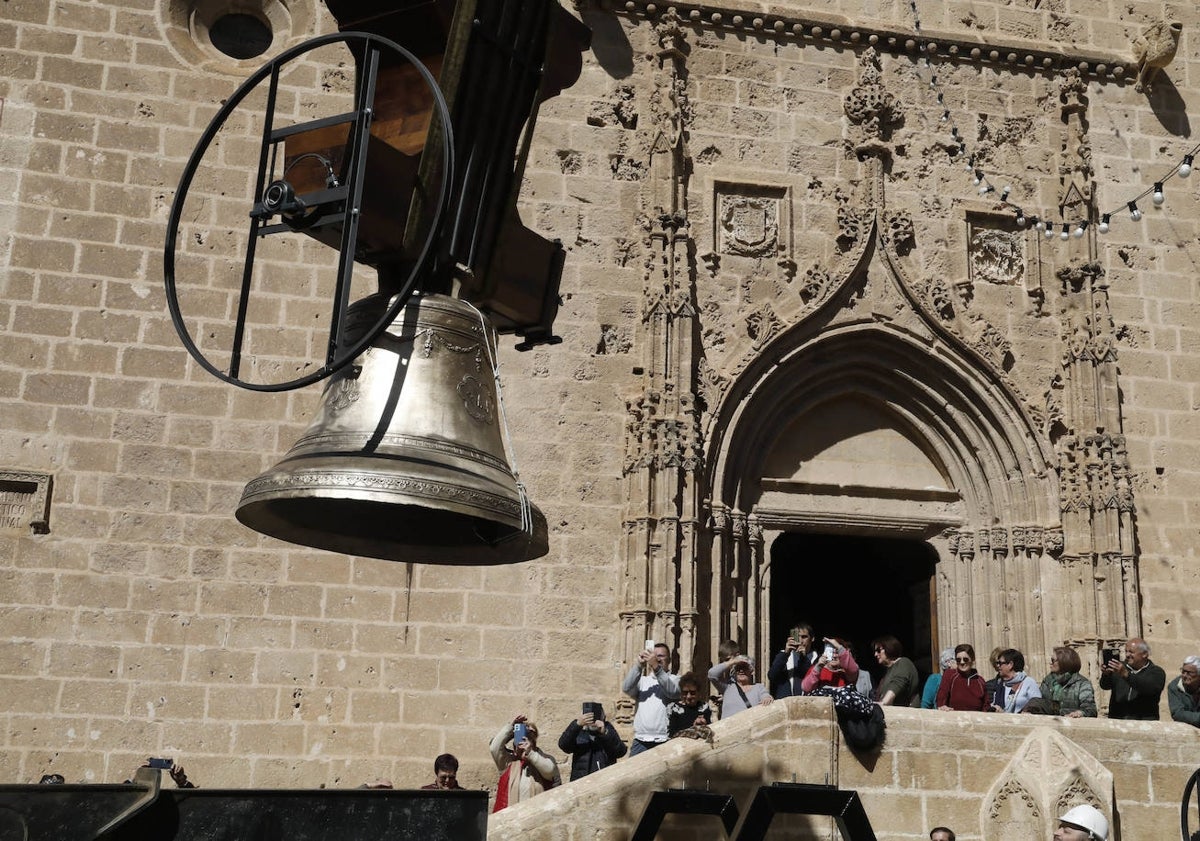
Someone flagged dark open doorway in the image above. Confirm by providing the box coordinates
[767,532,938,696]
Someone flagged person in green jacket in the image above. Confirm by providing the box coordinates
[1168,655,1200,726]
[1039,646,1097,717]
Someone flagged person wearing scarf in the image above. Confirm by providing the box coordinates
[991,648,1041,713]
[489,715,560,812]
[1039,646,1097,717]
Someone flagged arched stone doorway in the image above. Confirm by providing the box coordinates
[704,322,1064,678]
[768,532,938,689]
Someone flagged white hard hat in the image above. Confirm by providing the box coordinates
[1058,805,1108,840]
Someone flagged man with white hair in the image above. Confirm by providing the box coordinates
[1168,655,1200,726]
[1053,805,1108,840]
[1099,637,1165,720]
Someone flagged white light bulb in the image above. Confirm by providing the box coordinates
[1099,215,1110,234]
[1016,215,1026,227]
[1060,227,1069,241]
[1181,156,1194,178]
[1044,226,1055,239]
[1073,225,1085,238]
[1152,187,1165,206]
[1131,207,1142,221]
[1035,220,1045,232]
[979,185,990,195]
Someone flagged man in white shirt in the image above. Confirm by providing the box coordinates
[621,642,680,756]
[767,622,817,697]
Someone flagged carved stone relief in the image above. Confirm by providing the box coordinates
[1056,433,1134,515]
[883,210,915,253]
[746,303,782,350]
[843,47,903,148]
[970,228,1026,286]
[714,182,790,259]
[982,728,1111,841]
[800,264,831,304]
[836,204,873,250]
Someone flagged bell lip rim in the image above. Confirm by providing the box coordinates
[234,495,549,565]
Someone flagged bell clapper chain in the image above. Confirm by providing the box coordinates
[465,299,535,539]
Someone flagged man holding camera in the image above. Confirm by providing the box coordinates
[1099,637,1165,720]
[621,642,680,756]
[767,622,817,698]
[557,702,626,780]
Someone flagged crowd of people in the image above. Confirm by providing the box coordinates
[470,627,1195,812]
[31,627,1178,839]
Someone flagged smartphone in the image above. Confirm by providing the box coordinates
[512,723,527,745]
[582,701,603,720]
[644,639,656,652]
[1103,648,1121,664]
[147,757,173,770]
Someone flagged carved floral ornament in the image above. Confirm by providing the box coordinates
[945,526,1061,557]
[843,47,902,140]
[745,303,782,350]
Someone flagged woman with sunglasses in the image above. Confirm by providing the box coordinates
[991,648,1042,713]
[935,644,990,711]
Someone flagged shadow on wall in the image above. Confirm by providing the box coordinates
[581,9,635,79]
[1146,75,1191,135]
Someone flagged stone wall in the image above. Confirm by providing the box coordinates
[0,0,1198,815]
[489,699,1200,840]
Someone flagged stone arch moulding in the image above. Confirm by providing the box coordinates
[702,320,1064,673]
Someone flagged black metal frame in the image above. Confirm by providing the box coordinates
[629,783,876,841]
[163,32,454,392]
[736,783,877,841]
[630,789,740,841]
[1182,766,1200,840]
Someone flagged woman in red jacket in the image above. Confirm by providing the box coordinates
[936,644,990,711]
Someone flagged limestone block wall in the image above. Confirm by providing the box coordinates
[0,0,1199,802]
[489,699,1200,841]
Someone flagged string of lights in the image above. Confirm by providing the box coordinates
[905,0,1199,238]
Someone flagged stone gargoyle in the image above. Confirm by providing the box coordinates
[1132,20,1182,93]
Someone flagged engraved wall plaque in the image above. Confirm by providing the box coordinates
[0,470,52,534]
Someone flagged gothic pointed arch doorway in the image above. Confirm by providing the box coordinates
[767,532,939,691]
[704,323,1069,680]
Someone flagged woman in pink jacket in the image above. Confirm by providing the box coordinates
[801,637,860,693]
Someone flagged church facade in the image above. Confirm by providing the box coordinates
[2,0,1199,836]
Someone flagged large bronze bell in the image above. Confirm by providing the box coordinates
[236,293,549,564]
